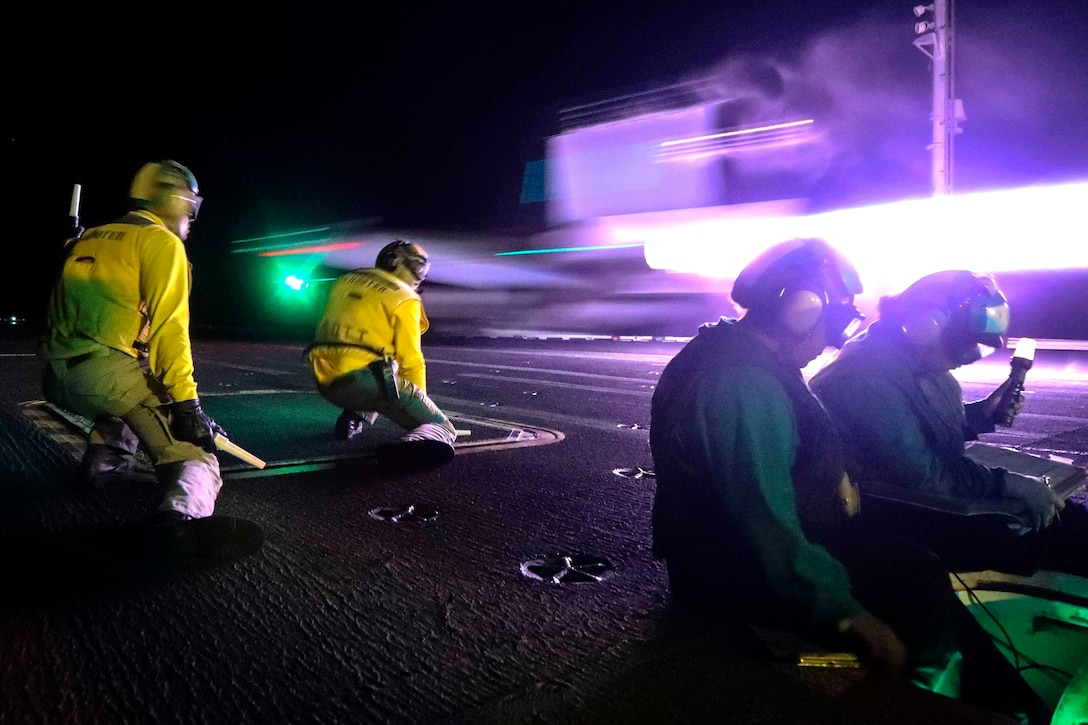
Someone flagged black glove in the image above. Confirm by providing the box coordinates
[169,398,224,454]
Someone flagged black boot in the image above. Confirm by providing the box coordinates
[335,410,373,441]
[75,444,138,491]
[149,510,194,524]
[140,513,265,567]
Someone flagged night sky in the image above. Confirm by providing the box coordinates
[8,1,1087,328]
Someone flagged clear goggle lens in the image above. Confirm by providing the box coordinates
[408,256,430,281]
[173,194,202,220]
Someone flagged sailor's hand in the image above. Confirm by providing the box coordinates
[169,398,223,454]
[1004,472,1063,530]
[838,611,907,677]
[983,378,1024,425]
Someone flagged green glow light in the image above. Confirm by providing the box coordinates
[284,276,337,290]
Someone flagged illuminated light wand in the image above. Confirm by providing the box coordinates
[69,183,84,238]
[69,183,81,227]
[998,337,1035,427]
[214,434,266,469]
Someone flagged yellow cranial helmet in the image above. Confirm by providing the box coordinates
[376,240,431,282]
[130,160,202,222]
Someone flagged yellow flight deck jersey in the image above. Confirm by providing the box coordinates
[41,210,200,402]
[309,267,429,391]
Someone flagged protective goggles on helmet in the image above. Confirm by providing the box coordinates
[824,301,866,349]
[403,252,430,282]
[172,192,203,221]
[948,292,1009,365]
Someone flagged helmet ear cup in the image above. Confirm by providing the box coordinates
[376,241,407,272]
[778,288,826,336]
[900,308,949,348]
